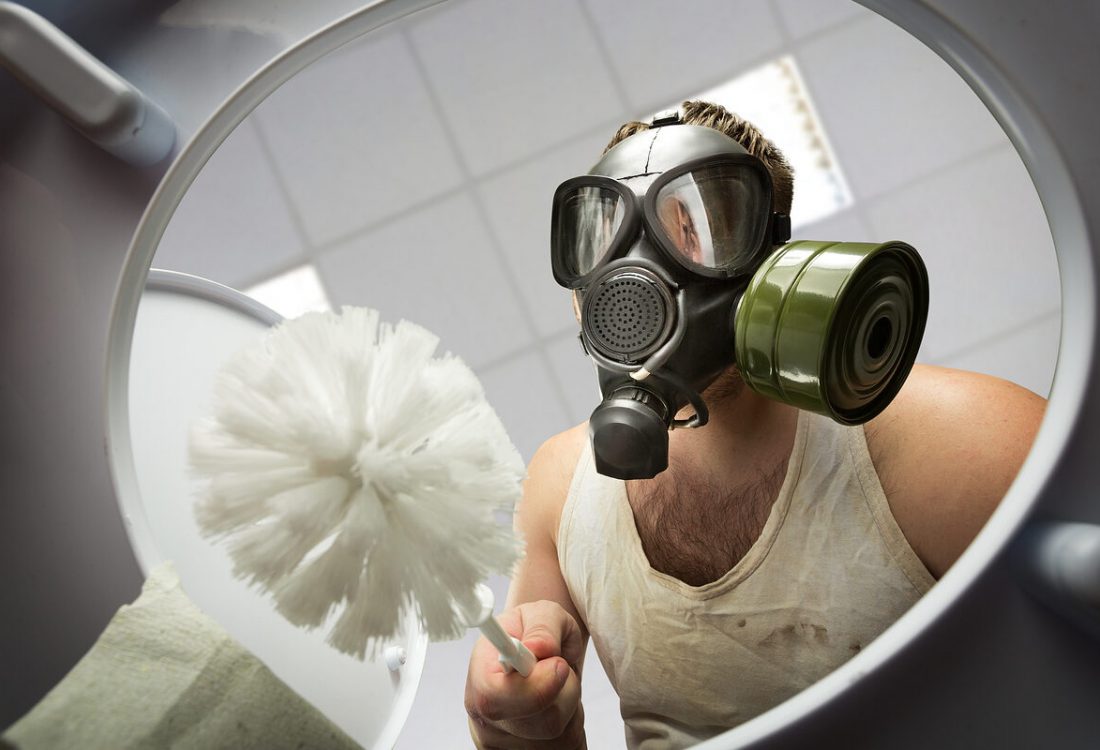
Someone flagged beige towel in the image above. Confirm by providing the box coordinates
[2,562,360,750]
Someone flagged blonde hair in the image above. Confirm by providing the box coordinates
[604,100,794,215]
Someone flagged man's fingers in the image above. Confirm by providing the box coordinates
[467,654,569,723]
[498,663,582,740]
[515,601,586,673]
[465,600,588,748]
[473,706,586,750]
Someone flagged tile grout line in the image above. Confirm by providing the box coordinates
[574,0,635,114]
[238,11,866,291]
[473,326,582,377]
[925,307,1061,365]
[247,116,317,258]
[228,5,885,290]
[398,26,577,424]
[767,0,797,47]
[245,115,345,306]
[857,140,1013,220]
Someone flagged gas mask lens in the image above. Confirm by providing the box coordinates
[554,184,628,281]
[651,162,770,275]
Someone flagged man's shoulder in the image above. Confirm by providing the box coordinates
[868,364,1045,451]
[523,423,589,545]
[532,422,589,474]
[864,364,1046,576]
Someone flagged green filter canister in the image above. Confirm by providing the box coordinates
[734,240,929,424]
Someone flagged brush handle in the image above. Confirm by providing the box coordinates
[478,617,537,677]
[464,583,536,677]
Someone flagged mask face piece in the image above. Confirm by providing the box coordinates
[551,120,928,482]
[551,123,790,480]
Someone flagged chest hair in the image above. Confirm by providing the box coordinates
[626,457,788,587]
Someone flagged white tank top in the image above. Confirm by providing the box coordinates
[557,410,934,749]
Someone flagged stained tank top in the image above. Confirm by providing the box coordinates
[557,410,935,749]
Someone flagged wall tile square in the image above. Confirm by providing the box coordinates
[583,0,784,113]
[865,146,1059,362]
[253,30,464,246]
[772,0,868,40]
[793,205,877,244]
[476,130,611,337]
[477,351,574,462]
[544,333,600,427]
[154,120,305,288]
[407,0,622,175]
[796,13,1007,201]
[932,310,1059,397]
[316,192,532,369]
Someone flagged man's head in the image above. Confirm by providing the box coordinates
[550,101,795,479]
[602,100,794,217]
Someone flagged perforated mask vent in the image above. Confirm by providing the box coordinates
[584,272,672,359]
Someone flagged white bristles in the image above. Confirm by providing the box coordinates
[190,307,524,659]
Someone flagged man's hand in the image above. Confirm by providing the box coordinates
[465,600,587,749]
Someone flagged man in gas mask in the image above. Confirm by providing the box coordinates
[465,101,1044,749]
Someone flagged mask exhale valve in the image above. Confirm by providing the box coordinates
[589,386,670,478]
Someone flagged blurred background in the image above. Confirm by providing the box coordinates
[146,0,1060,746]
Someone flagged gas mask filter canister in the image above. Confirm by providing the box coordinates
[551,119,928,480]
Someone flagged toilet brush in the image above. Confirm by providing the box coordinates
[188,306,534,673]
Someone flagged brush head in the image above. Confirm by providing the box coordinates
[189,307,524,659]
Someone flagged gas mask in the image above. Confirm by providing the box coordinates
[551,117,928,480]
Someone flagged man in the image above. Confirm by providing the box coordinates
[465,101,1045,749]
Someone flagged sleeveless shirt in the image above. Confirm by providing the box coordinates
[557,410,935,749]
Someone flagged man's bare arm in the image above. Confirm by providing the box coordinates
[866,364,1047,578]
[465,424,589,749]
[506,424,589,630]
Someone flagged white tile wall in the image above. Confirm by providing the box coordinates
[407,0,624,176]
[476,129,611,337]
[792,205,877,244]
[252,29,465,247]
[772,0,868,40]
[582,0,784,114]
[316,191,533,369]
[153,119,305,287]
[545,332,600,426]
[864,145,1059,363]
[932,310,1060,398]
[478,350,574,463]
[795,12,1007,201]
